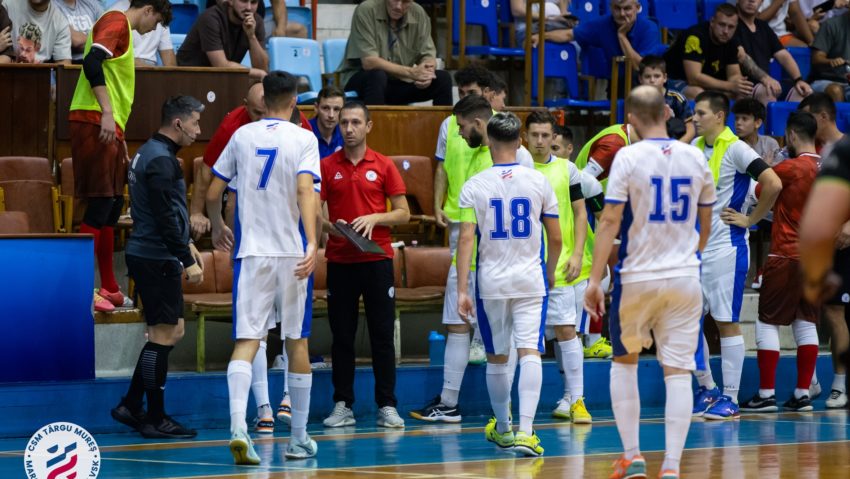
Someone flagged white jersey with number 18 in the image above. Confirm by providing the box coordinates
[212,118,321,259]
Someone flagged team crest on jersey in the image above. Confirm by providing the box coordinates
[265,122,280,131]
[662,144,672,156]
[500,169,513,180]
[334,171,343,180]
[366,170,378,181]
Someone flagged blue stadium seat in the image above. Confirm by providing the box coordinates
[241,52,251,68]
[453,0,524,58]
[571,0,603,23]
[654,0,698,30]
[268,37,322,103]
[766,101,799,137]
[837,102,850,133]
[169,4,199,35]
[170,33,187,53]
[321,39,358,97]
[531,41,609,109]
[786,46,811,81]
[701,0,728,21]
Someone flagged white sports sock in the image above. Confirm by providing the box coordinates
[720,335,745,403]
[507,346,518,389]
[281,344,290,396]
[759,388,776,398]
[585,332,602,347]
[833,374,847,394]
[518,355,543,435]
[288,372,312,442]
[227,360,253,434]
[440,333,470,407]
[486,362,512,433]
[662,374,693,473]
[252,341,271,418]
[561,338,584,400]
[794,388,809,399]
[610,362,640,460]
[694,333,716,390]
[553,342,570,398]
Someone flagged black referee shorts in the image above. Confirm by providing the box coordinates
[827,248,850,306]
[126,254,184,326]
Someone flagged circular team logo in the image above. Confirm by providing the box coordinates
[560,49,569,61]
[388,286,395,298]
[334,145,342,153]
[365,170,378,182]
[842,293,849,304]
[206,91,216,103]
[584,1,593,12]
[24,422,100,479]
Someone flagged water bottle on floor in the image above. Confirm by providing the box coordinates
[429,331,446,366]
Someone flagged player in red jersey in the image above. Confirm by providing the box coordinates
[734,111,822,413]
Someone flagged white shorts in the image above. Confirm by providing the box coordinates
[233,256,312,340]
[609,276,702,371]
[443,221,476,325]
[702,245,749,322]
[544,280,590,334]
[477,296,545,355]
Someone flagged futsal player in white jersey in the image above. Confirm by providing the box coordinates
[689,91,782,420]
[584,86,717,479]
[456,112,562,457]
[206,71,321,465]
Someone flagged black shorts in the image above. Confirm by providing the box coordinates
[126,254,184,326]
[827,248,850,306]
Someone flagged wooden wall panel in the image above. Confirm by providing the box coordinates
[0,65,53,159]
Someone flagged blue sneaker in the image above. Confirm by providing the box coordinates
[692,386,721,417]
[703,395,740,420]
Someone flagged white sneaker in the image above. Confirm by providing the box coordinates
[552,396,571,420]
[376,406,405,428]
[469,338,486,365]
[826,389,848,409]
[810,380,822,400]
[285,433,318,459]
[323,401,356,427]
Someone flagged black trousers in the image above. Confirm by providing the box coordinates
[327,259,397,408]
[345,69,453,106]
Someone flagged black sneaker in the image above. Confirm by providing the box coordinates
[740,394,778,412]
[140,416,198,439]
[783,395,814,412]
[408,396,462,423]
[111,402,146,431]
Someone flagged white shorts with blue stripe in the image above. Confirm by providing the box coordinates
[544,280,590,337]
[233,256,312,340]
[701,245,749,322]
[476,296,545,356]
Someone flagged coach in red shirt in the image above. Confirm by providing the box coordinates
[189,80,313,236]
[320,102,410,428]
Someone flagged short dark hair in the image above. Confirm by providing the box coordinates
[453,94,492,121]
[798,92,836,121]
[263,71,298,109]
[638,55,666,75]
[487,112,521,143]
[317,86,345,104]
[695,90,730,120]
[490,74,507,94]
[786,111,818,141]
[732,98,766,122]
[524,110,557,130]
[130,0,172,25]
[714,3,738,18]
[454,65,493,90]
[554,125,573,143]
[160,95,204,126]
[340,101,370,121]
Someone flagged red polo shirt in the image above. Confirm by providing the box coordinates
[203,106,313,168]
[321,147,406,263]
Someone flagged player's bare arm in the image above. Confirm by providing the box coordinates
[567,198,588,282]
[456,221,476,324]
[295,173,318,279]
[206,176,234,251]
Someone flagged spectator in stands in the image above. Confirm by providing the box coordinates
[337,0,452,105]
[206,0,307,38]
[5,0,71,63]
[799,0,848,34]
[54,0,103,63]
[809,10,850,103]
[757,0,813,46]
[732,98,780,162]
[638,55,695,143]
[190,80,312,237]
[321,102,410,429]
[532,0,665,82]
[735,0,813,105]
[110,0,175,66]
[310,87,345,159]
[177,0,268,80]
[510,0,567,46]
[664,4,750,100]
[69,0,171,312]
[113,95,204,440]
[0,5,11,63]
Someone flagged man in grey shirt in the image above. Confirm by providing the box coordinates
[810,10,850,102]
[53,0,102,62]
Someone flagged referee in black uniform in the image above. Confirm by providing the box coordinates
[111,96,205,438]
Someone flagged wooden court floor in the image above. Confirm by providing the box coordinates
[2,410,847,478]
